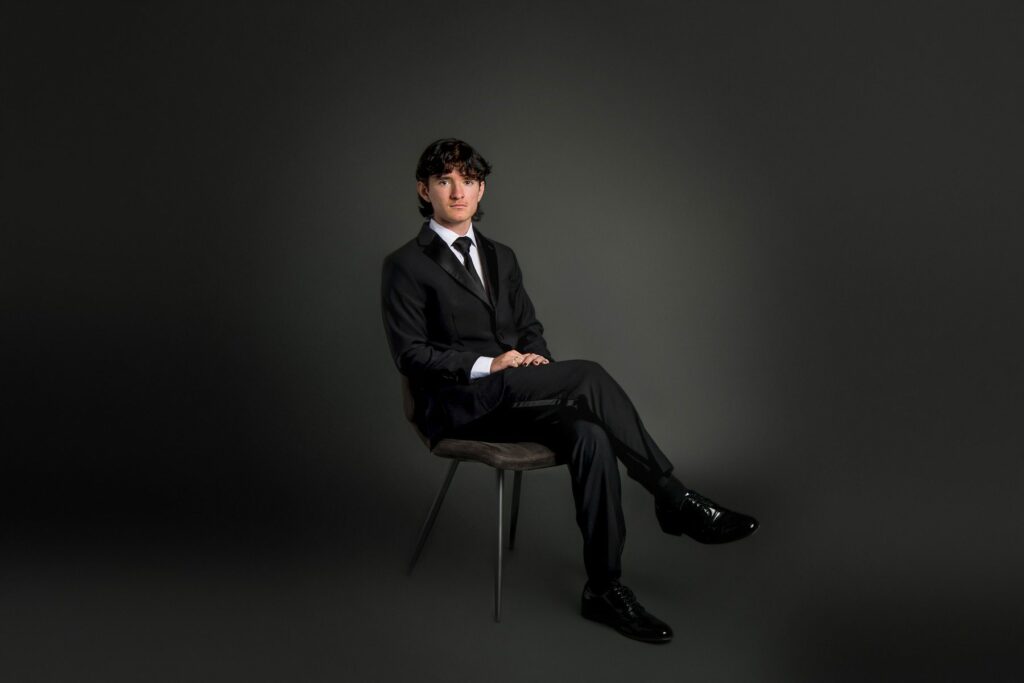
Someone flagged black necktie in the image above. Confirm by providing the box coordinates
[452,236,486,294]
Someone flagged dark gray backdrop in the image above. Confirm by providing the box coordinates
[4,2,1022,681]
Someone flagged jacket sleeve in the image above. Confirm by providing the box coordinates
[508,250,555,361]
[381,254,480,384]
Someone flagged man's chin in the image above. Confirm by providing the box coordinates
[438,213,472,226]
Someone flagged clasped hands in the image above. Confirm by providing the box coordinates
[491,349,550,373]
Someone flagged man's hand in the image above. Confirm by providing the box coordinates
[491,349,550,372]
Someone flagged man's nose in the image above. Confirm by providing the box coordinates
[449,183,463,198]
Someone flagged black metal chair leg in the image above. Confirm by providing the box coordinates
[495,468,504,623]
[408,459,461,574]
[508,470,523,550]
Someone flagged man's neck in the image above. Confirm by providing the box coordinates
[432,217,472,236]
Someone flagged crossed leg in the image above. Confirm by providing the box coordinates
[446,359,677,585]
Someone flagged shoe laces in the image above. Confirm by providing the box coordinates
[683,490,722,524]
[604,582,641,617]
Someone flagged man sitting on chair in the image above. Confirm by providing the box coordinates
[380,138,759,643]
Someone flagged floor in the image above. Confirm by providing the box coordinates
[3,453,1019,683]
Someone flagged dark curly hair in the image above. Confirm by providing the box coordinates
[415,138,493,220]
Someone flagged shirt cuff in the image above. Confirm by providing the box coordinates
[470,356,494,380]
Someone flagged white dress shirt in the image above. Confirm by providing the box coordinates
[428,218,494,380]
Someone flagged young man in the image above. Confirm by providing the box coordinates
[381,138,758,643]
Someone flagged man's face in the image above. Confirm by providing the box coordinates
[417,168,485,231]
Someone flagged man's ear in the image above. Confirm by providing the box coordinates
[478,180,485,200]
[416,180,429,201]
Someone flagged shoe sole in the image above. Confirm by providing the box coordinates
[656,506,760,544]
[580,601,673,644]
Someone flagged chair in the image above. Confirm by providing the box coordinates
[400,375,562,622]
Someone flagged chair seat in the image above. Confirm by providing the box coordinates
[432,438,559,471]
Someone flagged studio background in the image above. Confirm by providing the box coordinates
[4,2,1022,681]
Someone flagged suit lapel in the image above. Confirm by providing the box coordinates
[475,227,500,308]
[417,221,494,310]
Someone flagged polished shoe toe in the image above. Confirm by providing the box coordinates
[581,581,673,643]
[655,488,759,544]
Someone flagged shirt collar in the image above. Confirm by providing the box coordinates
[429,218,477,249]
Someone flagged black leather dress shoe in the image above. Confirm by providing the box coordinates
[581,580,673,643]
[655,488,759,543]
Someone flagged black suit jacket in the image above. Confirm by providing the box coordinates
[381,221,554,446]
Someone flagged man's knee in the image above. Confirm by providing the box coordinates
[561,358,610,386]
[574,359,605,372]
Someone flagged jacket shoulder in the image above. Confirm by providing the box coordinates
[382,234,423,269]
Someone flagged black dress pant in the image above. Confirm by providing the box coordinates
[444,359,675,585]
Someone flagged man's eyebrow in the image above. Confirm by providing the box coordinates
[435,173,478,181]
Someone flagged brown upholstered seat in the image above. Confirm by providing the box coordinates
[431,438,558,470]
